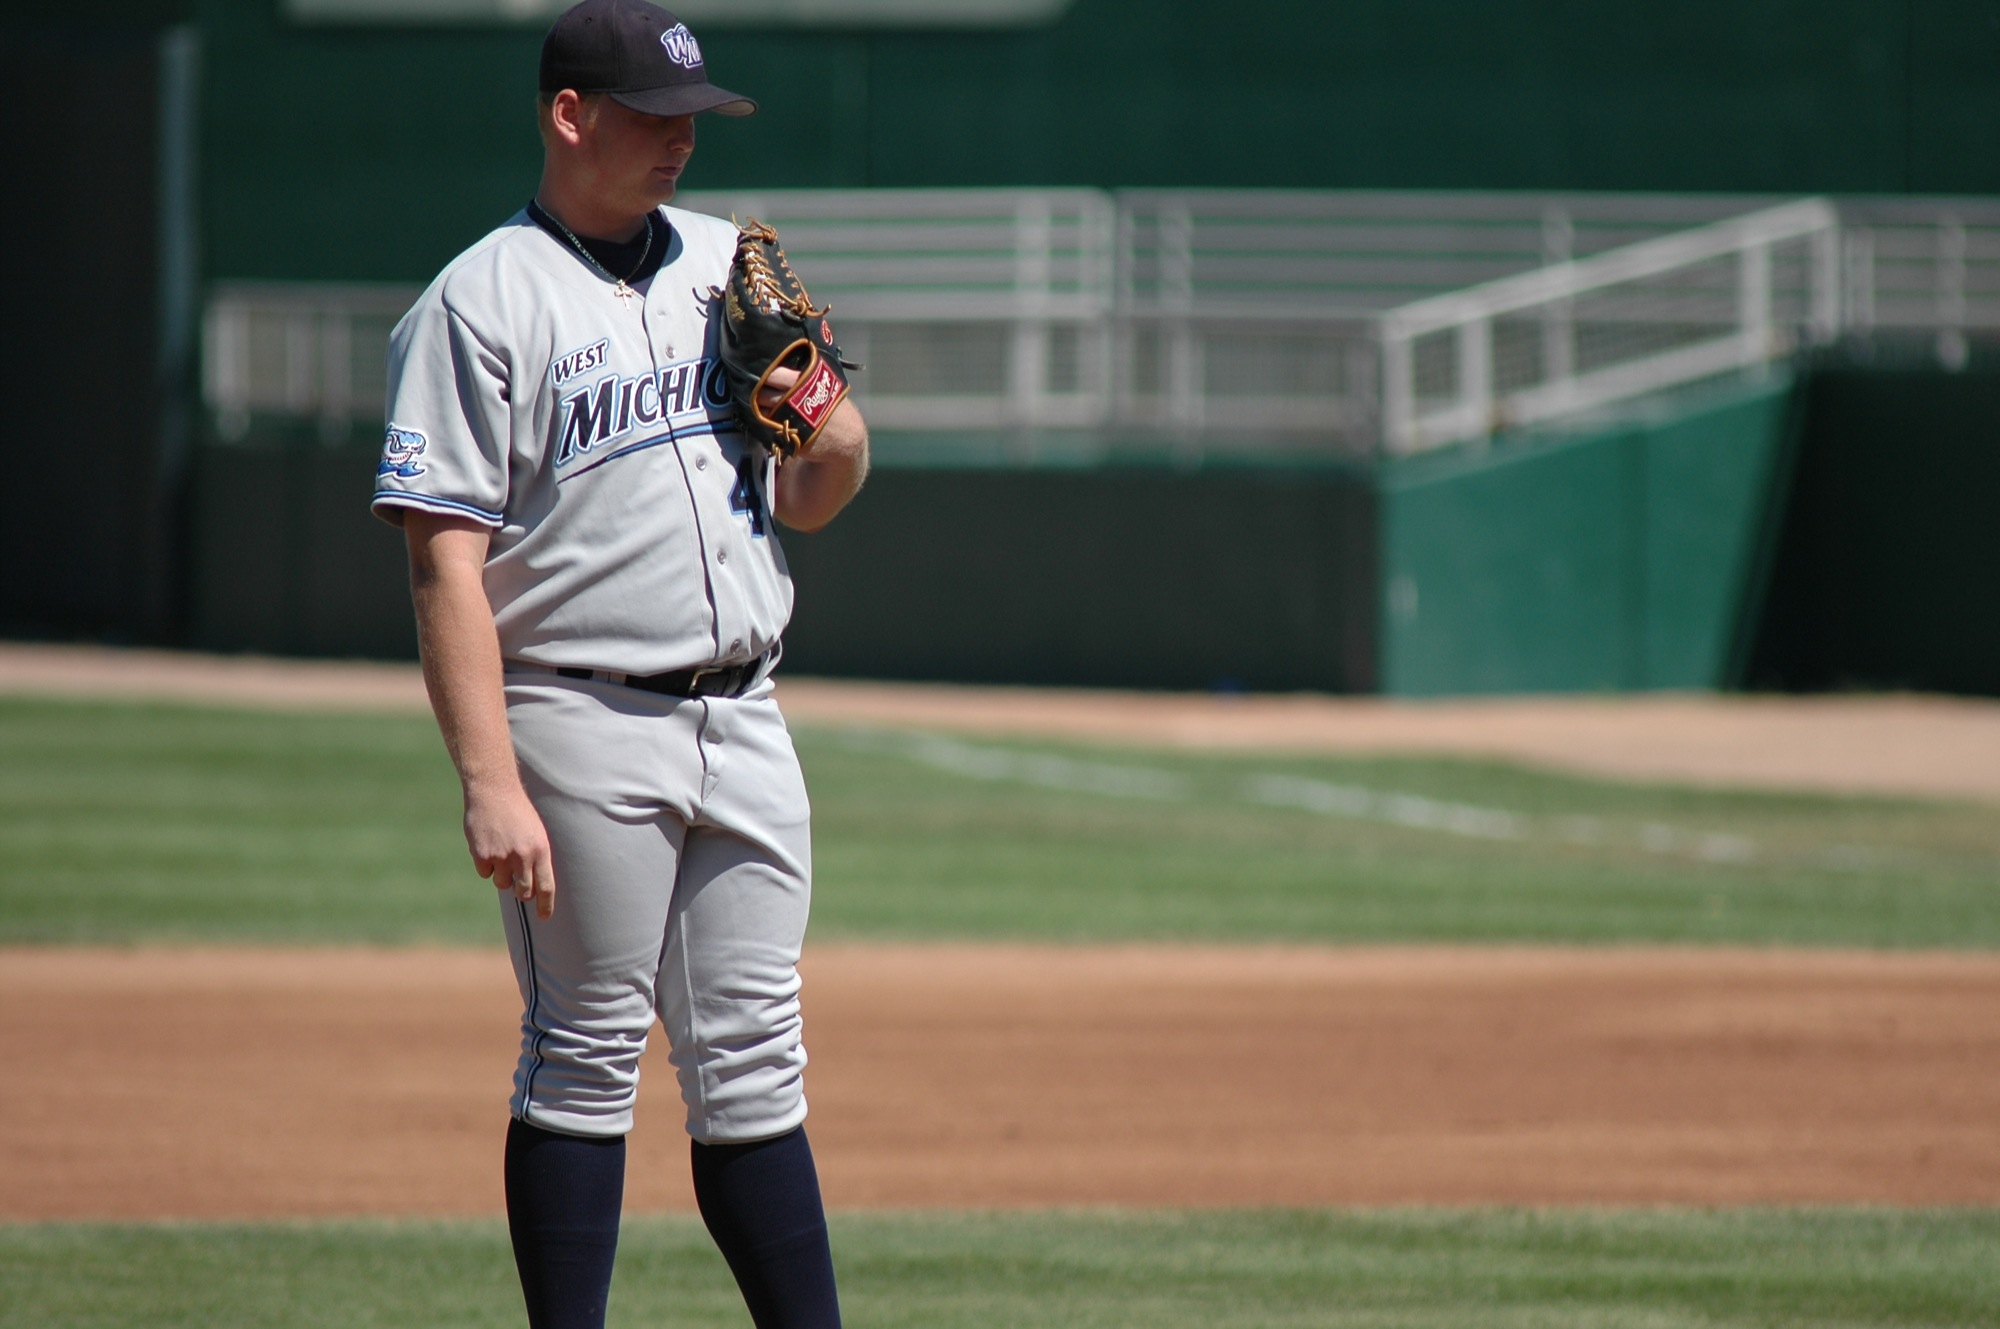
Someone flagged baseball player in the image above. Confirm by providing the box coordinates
[372,4,867,1327]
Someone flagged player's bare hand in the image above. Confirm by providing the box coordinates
[465,783,557,920]
[755,364,801,415]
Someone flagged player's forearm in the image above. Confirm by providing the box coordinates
[406,523,522,798]
[774,402,869,532]
[416,591,520,798]
[405,515,557,916]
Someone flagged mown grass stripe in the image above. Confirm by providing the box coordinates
[1,1208,1995,1329]
[2,696,1996,948]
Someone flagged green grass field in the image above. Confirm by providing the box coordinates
[3,1209,1995,1329]
[1,696,1994,946]
[4,693,1998,1327]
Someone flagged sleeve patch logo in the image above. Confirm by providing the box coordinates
[660,23,703,68]
[379,427,428,479]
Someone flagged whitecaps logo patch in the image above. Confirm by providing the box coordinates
[660,23,702,69]
[379,427,427,479]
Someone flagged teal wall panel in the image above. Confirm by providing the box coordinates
[1639,383,1798,688]
[1379,374,1797,697]
[194,0,2000,282]
[1379,428,1634,695]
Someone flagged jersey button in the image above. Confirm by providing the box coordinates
[695,455,708,470]
[730,639,743,654]
[716,549,728,565]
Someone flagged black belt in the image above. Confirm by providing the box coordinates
[548,653,769,699]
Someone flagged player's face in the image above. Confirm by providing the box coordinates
[580,98,697,216]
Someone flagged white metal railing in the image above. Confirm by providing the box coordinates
[1113,189,1783,318]
[1103,190,1788,449]
[202,282,418,441]
[1378,199,1842,454]
[1832,197,2000,371]
[678,188,1117,431]
[200,190,2000,457]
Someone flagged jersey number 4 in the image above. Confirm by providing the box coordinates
[730,455,768,538]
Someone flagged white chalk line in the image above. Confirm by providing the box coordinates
[825,728,1939,871]
[834,729,1192,802]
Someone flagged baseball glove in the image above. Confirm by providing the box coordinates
[714,219,856,459]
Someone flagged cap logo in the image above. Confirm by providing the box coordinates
[660,23,703,69]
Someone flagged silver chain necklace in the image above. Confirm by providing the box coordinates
[540,205,654,304]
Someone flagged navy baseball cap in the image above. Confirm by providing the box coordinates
[540,0,757,118]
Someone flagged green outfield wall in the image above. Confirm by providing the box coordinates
[185,434,417,661]
[181,441,1379,693]
[1377,376,1799,696]
[776,465,1378,691]
[172,358,1999,697]
[179,0,2000,283]
[1747,358,2000,696]
[9,3,2000,689]
[0,24,184,643]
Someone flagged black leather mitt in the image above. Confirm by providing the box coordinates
[714,219,855,458]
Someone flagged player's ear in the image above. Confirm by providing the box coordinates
[545,89,591,147]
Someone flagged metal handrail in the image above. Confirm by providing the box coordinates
[1380,200,1839,334]
[199,190,1998,455]
[1378,199,1843,455]
[202,282,418,441]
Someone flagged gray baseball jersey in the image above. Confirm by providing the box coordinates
[373,205,790,676]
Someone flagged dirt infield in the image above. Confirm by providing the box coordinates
[6,645,1999,1219]
[4,944,1999,1220]
[2,642,1997,802]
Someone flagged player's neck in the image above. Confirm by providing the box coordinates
[534,174,654,244]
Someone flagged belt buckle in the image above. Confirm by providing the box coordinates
[688,664,722,697]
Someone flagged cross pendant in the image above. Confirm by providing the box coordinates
[613,280,638,304]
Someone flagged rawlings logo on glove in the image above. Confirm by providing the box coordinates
[712,219,857,459]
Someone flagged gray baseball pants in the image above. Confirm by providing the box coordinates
[498,673,814,1143]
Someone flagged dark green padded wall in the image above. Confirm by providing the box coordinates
[778,466,1378,691]
[1378,375,1798,696]
[179,365,2000,699]
[0,23,173,638]
[1910,3,2000,192]
[1748,361,2000,695]
[186,440,417,659]
[182,443,1379,692]
[199,0,2000,282]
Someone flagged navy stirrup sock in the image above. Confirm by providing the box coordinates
[690,1126,842,1329]
[504,1117,627,1329]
